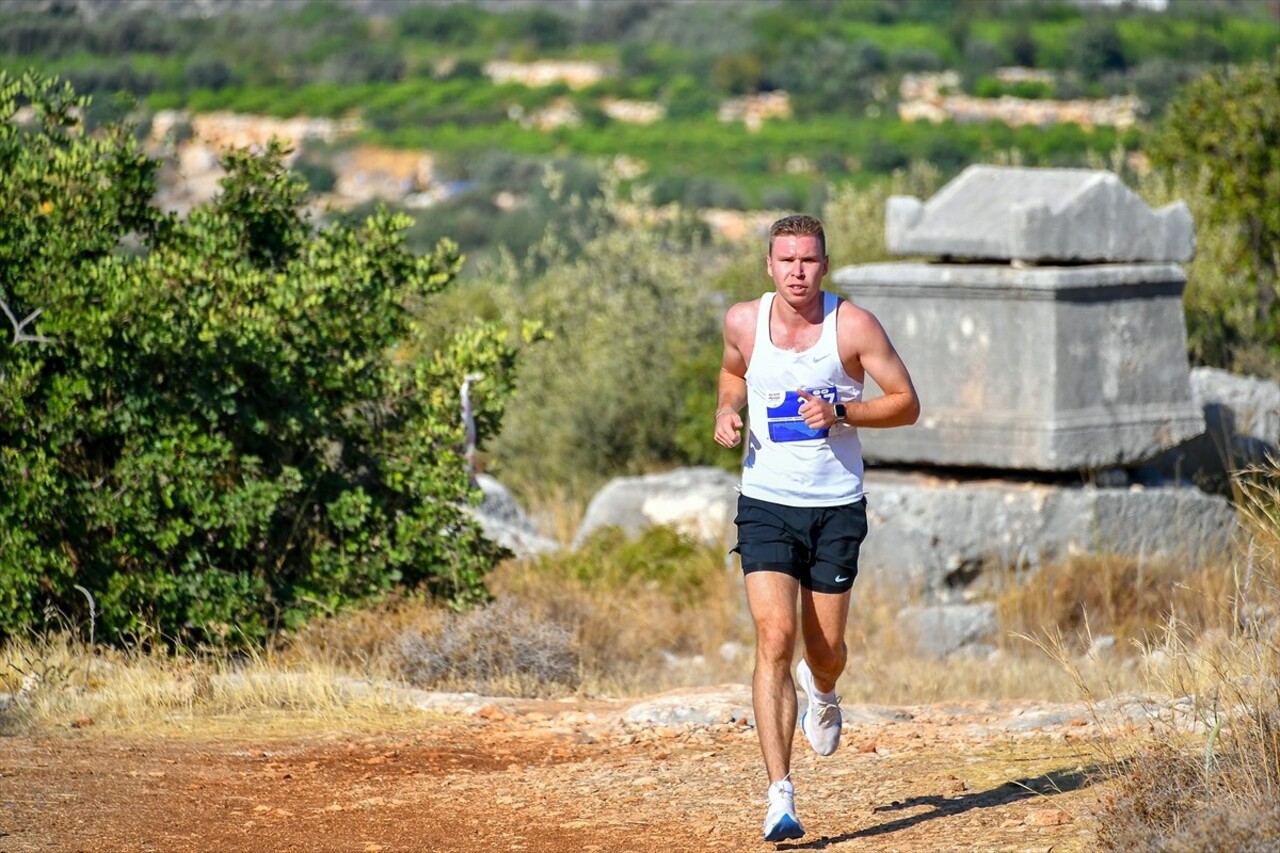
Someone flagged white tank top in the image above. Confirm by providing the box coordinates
[741,291,865,507]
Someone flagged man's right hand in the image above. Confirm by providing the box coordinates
[714,409,743,448]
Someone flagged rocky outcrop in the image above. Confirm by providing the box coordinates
[896,603,998,659]
[463,474,558,559]
[1148,367,1280,491]
[572,467,739,549]
[899,93,1141,130]
[717,91,792,131]
[861,470,1238,595]
[897,69,1142,130]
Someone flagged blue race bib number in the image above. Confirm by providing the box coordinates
[765,387,836,443]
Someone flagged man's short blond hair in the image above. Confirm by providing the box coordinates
[768,214,826,257]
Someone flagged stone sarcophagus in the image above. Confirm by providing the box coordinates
[833,165,1204,472]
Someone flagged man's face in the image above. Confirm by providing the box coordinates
[766,234,828,307]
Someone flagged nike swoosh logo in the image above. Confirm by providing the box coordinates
[834,575,849,583]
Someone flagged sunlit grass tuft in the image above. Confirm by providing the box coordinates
[1026,460,1280,851]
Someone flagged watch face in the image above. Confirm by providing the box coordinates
[835,403,846,420]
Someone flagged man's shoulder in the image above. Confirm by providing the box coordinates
[728,295,764,313]
[835,297,884,332]
[724,297,762,330]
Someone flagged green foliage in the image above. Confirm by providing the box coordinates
[821,161,944,269]
[396,3,484,45]
[662,74,718,120]
[973,76,1054,100]
[710,53,765,97]
[552,525,713,603]
[483,185,730,497]
[0,73,520,647]
[1150,55,1280,371]
[6,0,1265,206]
[765,36,888,118]
[369,150,607,267]
[370,112,1125,213]
[1073,20,1130,81]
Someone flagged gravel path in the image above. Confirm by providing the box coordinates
[0,685,1120,852]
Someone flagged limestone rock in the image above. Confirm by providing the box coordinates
[896,603,998,658]
[463,474,559,559]
[834,262,1204,470]
[886,165,1194,263]
[1147,367,1280,490]
[573,467,739,549]
[860,470,1237,595]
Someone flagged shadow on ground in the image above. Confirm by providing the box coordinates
[780,763,1112,850]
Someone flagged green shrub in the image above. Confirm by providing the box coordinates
[1149,55,1280,372]
[485,187,728,497]
[0,73,520,648]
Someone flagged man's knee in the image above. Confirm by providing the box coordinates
[803,642,846,676]
[754,623,795,664]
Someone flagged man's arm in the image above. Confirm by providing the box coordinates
[714,302,753,448]
[842,305,919,428]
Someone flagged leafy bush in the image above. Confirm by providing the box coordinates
[0,74,520,648]
[484,186,728,497]
[395,3,484,45]
[1149,55,1280,373]
[766,36,884,117]
[560,525,713,601]
[1073,20,1130,80]
[973,76,1053,99]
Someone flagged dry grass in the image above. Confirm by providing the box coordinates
[4,462,1277,794]
[0,631,434,737]
[485,525,753,697]
[1018,462,1280,851]
[841,582,1128,705]
[0,534,1146,737]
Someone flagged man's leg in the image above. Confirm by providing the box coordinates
[744,570,800,783]
[799,588,851,693]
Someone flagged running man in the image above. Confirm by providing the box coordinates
[714,214,920,841]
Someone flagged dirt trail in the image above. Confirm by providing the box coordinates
[0,688,1112,853]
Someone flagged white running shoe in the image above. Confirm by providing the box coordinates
[797,658,843,756]
[763,779,805,842]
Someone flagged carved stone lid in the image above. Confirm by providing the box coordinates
[886,165,1195,264]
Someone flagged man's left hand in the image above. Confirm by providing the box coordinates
[796,389,837,430]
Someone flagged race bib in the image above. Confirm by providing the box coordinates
[765,386,836,443]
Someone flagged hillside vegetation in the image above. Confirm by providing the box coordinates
[1,0,1276,211]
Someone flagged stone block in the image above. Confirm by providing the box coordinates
[859,470,1238,596]
[832,262,1205,470]
[1145,367,1280,492]
[896,603,997,658]
[886,165,1194,263]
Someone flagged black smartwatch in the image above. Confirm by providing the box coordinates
[833,402,847,423]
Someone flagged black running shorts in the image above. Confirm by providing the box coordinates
[732,493,868,594]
